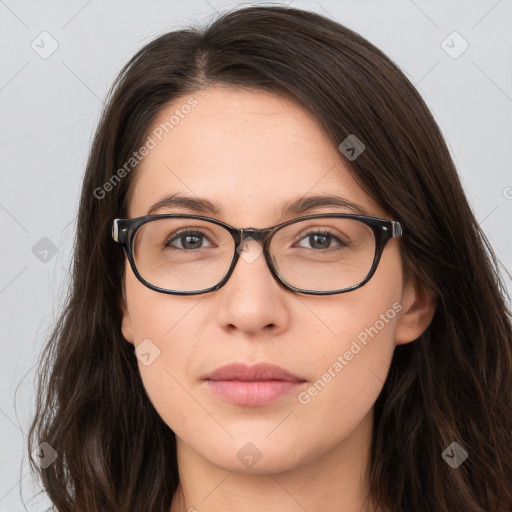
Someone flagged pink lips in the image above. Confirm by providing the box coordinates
[202,362,307,407]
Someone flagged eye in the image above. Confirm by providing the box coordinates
[295,229,349,250]
[165,230,213,250]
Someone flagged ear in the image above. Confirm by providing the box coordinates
[119,294,135,345]
[395,278,436,345]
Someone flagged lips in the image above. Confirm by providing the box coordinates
[203,362,305,382]
[202,362,307,407]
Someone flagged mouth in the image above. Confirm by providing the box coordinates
[202,362,307,407]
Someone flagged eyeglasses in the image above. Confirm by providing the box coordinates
[112,213,402,296]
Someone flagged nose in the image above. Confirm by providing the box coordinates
[215,238,290,335]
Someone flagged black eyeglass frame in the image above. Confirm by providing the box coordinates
[112,213,403,296]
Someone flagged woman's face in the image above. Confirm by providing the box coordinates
[121,85,425,475]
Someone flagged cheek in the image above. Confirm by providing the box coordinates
[124,267,206,341]
[298,304,399,408]
[297,245,403,380]
[289,249,403,441]
[294,293,400,433]
[123,271,207,415]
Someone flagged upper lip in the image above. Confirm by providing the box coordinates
[203,362,306,382]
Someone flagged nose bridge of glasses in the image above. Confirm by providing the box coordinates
[239,227,273,246]
[231,228,274,276]
[233,228,274,262]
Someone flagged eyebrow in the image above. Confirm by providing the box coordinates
[146,192,369,217]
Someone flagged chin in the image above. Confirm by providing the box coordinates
[192,434,310,475]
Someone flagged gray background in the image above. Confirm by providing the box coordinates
[1,0,511,509]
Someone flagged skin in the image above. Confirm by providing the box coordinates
[120,85,435,512]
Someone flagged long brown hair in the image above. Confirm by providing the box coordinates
[28,6,512,511]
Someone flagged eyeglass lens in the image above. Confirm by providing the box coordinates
[132,217,376,292]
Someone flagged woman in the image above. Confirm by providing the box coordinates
[28,5,512,512]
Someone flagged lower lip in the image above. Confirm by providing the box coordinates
[204,380,305,406]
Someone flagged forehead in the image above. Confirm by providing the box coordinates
[126,85,385,223]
